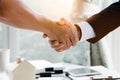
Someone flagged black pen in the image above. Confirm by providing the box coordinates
[36,67,64,73]
[36,72,65,78]
[65,72,74,80]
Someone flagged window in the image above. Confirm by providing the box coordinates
[1,0,120,72]
[0,0,92,65]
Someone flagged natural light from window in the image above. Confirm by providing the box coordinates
[18,0,75,62]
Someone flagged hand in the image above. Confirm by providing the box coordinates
[48,23,81,52]
[43,18,81,52]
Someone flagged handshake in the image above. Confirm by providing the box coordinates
[43,18,81,52]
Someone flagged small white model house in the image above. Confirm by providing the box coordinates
[9,59,36,80]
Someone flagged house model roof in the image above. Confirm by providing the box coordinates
[9,60,36,72]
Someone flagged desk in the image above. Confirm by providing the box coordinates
[9,60,120,80]
[30,60,120,80]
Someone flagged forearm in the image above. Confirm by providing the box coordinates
[87,1,120,43]
[0,0,51,33]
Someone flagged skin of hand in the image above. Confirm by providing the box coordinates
[43,18,81,52]
[0,0,50,32]
[0,0,78,52]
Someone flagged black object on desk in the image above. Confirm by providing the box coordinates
[35,67,64,79]
[65,72,74,80]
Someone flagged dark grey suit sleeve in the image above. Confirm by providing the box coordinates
[87,1,120,43]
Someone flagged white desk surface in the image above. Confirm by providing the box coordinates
[29,60,120,80]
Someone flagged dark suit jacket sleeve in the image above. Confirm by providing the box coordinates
[87,1,120,43]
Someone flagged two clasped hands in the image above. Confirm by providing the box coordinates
[42,18,81,52]
[0,0,81,52]
[1,0,120,52]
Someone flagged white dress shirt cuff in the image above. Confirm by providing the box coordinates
[77,21,96,41]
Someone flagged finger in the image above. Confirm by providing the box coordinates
[60,18,77,46]
[57,35,71,51]
[59,18,73,49]
[55,48,64,52]
[50,42,64,49]
[68,24,78,46]
[49,40,60,46]
[69,29,77,46]
[63,35,72,50]
[42,34,48,38]
[56,18,74,51]
[54,43,65,52]
[59,38,68,51]
[52,44,64,50]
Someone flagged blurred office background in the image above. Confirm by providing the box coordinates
[0,0,120,73]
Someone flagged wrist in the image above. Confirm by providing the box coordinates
[42,19,55,34]
[35,15,53,33]
[74,24,82,41]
